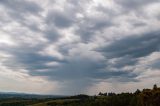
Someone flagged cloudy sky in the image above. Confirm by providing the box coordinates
[0,0,160,95]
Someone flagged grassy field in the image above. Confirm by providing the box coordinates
[30,99,80,106]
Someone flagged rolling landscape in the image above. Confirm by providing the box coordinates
[0,84,160,106]
[0,0,160,106]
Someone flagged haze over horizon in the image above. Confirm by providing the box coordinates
[0,0,160,95]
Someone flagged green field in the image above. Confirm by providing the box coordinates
[30,99,80,106]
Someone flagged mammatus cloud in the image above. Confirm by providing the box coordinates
[0,0,160,95]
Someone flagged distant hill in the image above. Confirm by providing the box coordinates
[0,92,66,99]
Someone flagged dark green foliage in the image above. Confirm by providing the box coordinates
[138,86,160,106]
[153,84,158,90]
[134,89,141,95]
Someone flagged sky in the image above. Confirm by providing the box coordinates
[0,0,160,95]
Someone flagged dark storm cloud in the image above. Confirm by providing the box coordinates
[0,37,135,82]
[75,17,113,42]
[1,46,71,87]
[0,0,42,15]
[132,22,147,27]
[28,55,106,80]
[115,0,159,10]
[97,31,160,73]
[24,51,137,83]
[99,31,160,59]
[43,27,61,42]
[46,10,74,28]
[107,56,137,69]
[15,52,56,70]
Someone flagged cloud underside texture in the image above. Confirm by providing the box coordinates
[0,0,160,94]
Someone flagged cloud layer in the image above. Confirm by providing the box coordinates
[0,0,160,95]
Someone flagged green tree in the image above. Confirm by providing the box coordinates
[153,84,157,90]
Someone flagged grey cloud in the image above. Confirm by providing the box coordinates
[96,31,160,78]
[108,56,137,69]
[46,11,74,28]
[0,43,61,70]
[92,69,138,81]
[26,52,137,83]
[95,4,120,17]
[0,0,43,15]
[149,58,160,70]
[1,40,138,84]
[115,0,159,10]
[99,31,160,59]
[43,27,61,42]
[29,55,106,80]
[15,52,56,70]
[0,0,43,33]
[3,39,136,82]
[75,17,113,42]
[132,22,147,27]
